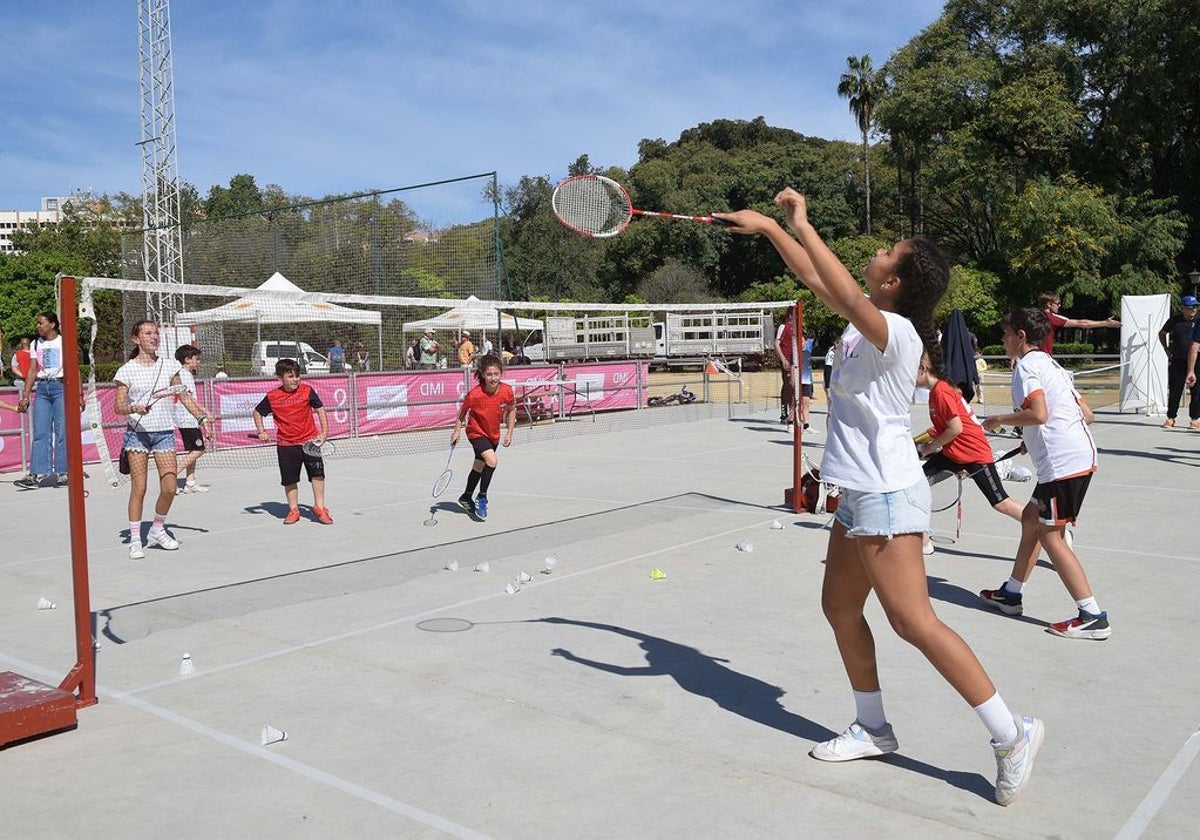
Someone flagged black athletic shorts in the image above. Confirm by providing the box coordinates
[923,452,1009,507]
[277,444,325,486]
[1032,473,1092,526]
[178,427,205,453]
[469,436,497,459]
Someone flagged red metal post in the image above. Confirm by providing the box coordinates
[56,276,97,707]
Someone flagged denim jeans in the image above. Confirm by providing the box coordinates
[30,378,66,475]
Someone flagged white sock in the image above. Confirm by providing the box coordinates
[1076,595,1101,615]
[150,514,166,533]
[1005,576,1024,595]
[129,521,141,540]
[853,690,887,732]
[975,693,1019,744]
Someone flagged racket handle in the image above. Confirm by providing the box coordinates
[710,217,736,227]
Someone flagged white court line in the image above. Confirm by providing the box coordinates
[1114,726,1200,839]
[0,653,492,840]
[124,512,783,697]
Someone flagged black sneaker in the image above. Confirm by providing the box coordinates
[979,585,1023,616]
[457,494,476,515]
[14,474,43,490]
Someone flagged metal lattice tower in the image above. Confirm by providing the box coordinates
[137,0,184,323]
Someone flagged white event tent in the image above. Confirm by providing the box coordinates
[401,296,543,336]
[176,272,383,364]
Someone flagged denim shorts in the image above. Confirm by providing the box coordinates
[833,478,931,538]
[124,428,177,454]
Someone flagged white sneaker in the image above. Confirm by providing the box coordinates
[128,542,145,560]
[810,721,898,762]
[993,714,1045,806]
[146,529,180,550]
[187,483,210,493]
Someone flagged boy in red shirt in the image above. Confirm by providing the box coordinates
[916,353,1023,554]
[453,355,516,520]
[253,358,332,525]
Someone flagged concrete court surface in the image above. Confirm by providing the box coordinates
[0,405,1197,839]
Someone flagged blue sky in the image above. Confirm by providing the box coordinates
[1,0,946,221]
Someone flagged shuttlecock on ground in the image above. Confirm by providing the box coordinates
[178,653,195,677]
[36,596,56,610]
[541,557,558,574]
[474,562,490,573]
[770,520,784,530]
[443,560,459,571]
[517,570,532,583]
[650,567,667,580]
[260,724,288,746]
[504,581,521,595]
[736,541,754,552]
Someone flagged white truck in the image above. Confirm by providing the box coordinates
[522,311,772,369]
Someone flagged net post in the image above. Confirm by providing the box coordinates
[790,301,806,513]
[57,275,98,707]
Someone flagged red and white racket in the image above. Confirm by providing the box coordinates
[551,174,733,239]
[145,384,188,407]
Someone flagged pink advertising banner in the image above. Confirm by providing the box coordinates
[0,362,646,472]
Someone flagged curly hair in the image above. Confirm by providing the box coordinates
[893,236,950,379]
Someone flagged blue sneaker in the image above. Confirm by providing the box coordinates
[457,494,476,515]
[475,496,488,519]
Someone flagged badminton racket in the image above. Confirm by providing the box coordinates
[143,384,188,408]
[928,446,1024,513]
[302,439,335,458]
[432,443,456,497]
[551,174,734,239]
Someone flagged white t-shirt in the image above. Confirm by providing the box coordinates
[33,335,64,379]
[1011,350,1096,482]
[173,367,200,428]
[115,356,184,432]
[821,311,925,493]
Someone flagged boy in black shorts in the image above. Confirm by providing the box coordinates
[174,344,214,493]
[981,308,1107,640]
[253,359,332,525]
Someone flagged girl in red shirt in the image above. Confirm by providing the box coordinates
[452,355,515,520]
[916,353,1023,554]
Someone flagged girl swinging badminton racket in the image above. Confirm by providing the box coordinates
[716,192,1042,806]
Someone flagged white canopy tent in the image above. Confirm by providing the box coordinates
[1118,294,1170,414]
[402,296,543,335]
[176,272,383,367]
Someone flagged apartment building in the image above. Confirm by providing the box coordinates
[0,197,67,254]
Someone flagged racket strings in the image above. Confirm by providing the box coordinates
[553,177,630,236]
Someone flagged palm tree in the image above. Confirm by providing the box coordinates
[838,55,883,235]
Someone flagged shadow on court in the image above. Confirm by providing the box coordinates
[537,616,838,743]
[926,576,1050,628]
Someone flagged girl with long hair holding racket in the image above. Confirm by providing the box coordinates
[452,355,515,520]
[716,192,1042,807]
[115,321,213,559]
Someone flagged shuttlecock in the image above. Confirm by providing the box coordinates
[650,567,667,580]
[36,596,56,610]
[178,653,195,677]
[541,557,558,574]
[736,541,754,552]
[517,570,532,584]
[770,520,784,530]
[443,560,459,571]
[504,581,520,595]
[260,724,288,746]
[474,562,490,573]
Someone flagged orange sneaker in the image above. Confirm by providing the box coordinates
[284,508,301,524]
[1162,419,1175,428]
[314,506,333,525]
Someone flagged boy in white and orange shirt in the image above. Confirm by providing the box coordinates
[981,307,1106,640]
